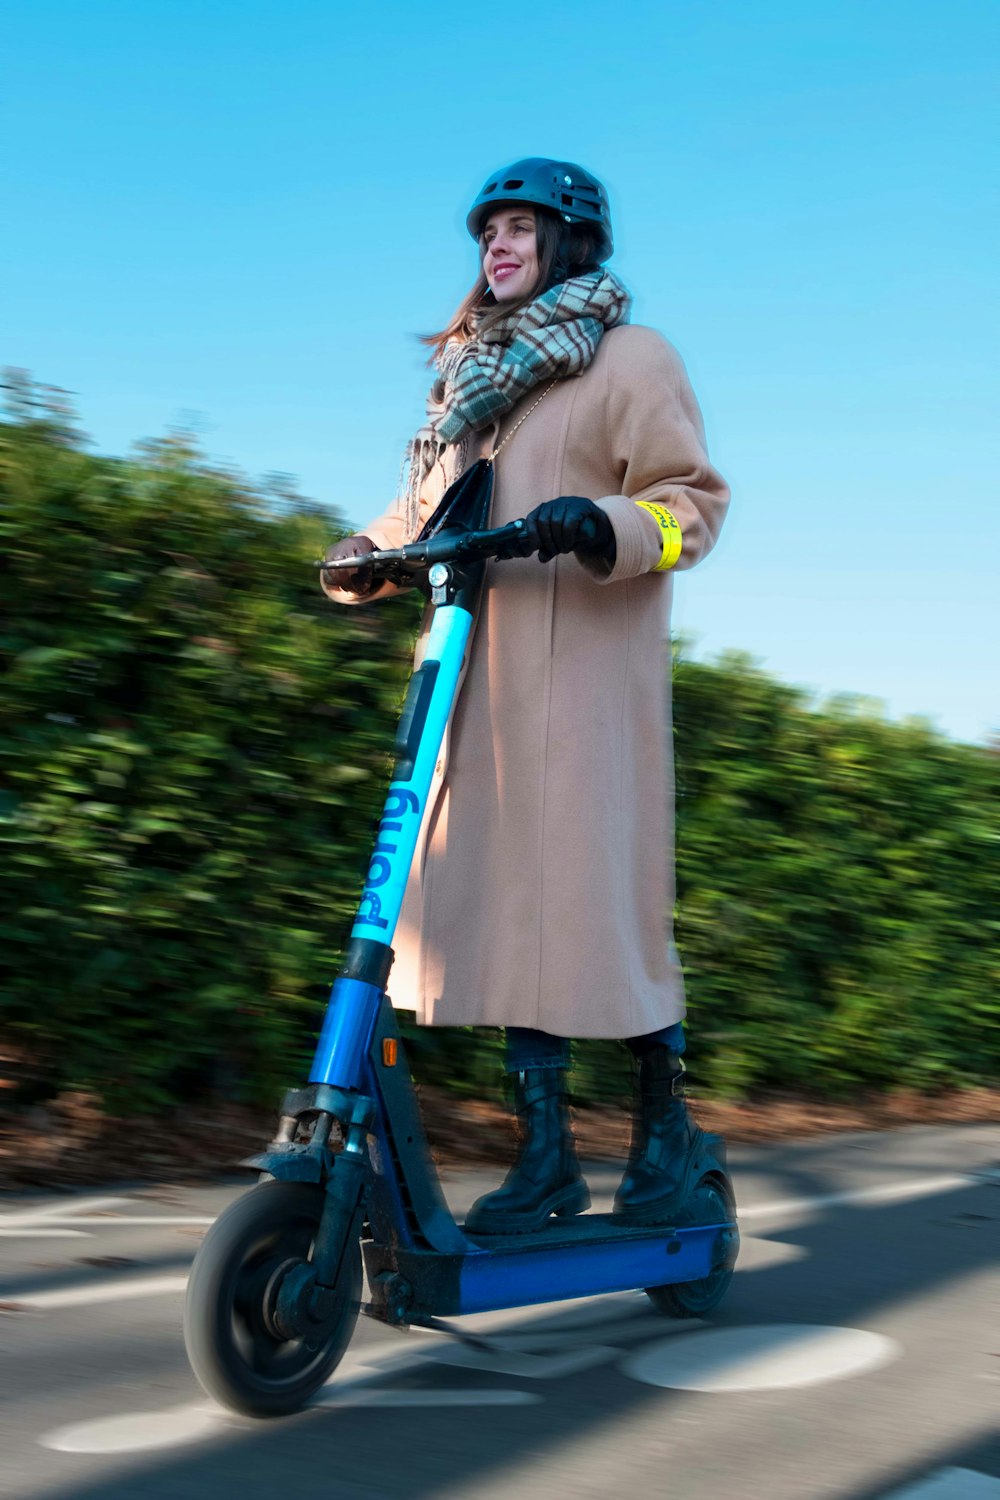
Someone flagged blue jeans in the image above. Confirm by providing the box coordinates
[504,1023,686,1073]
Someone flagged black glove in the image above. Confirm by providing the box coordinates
[507,496,617,565]
[321,535,377,597]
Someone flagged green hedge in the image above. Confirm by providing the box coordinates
[0,404,418,1110]
[1,396,997,1111]
[672,657,999,1096]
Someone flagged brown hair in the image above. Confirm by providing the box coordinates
[422,207,604,361]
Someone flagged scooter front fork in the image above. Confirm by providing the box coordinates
[311,1119,373,1290]
[272,1114,373,1342]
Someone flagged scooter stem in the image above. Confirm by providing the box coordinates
[350,598,473,947]
[309,592,474,1091]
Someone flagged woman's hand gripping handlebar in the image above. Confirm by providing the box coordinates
[319,520,532,594]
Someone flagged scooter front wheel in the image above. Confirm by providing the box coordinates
[645,1177,737,1318]
[184,1180,360,1417]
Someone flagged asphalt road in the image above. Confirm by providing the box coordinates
[1,1124,999,1500]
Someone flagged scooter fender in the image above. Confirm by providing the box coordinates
[690,1133,735,1204]
[697,1132,729,1181]
[240,1145,329,1185]
[690,1133,739,1271]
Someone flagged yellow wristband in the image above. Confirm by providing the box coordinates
[635,501,683,570]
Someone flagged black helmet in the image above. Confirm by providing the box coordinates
[466,157,613,260]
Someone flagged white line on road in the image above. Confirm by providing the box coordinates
[33,1216,215,1227]
[0,1196,130,1227]
[0,1230,90,1240]
[740,1173,970,1219]
[43,1385,540,1452]
[7,1275,188,1310]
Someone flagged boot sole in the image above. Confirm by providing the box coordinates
[465,1180,591,1236]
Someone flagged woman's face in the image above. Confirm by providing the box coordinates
[481,205,539,303]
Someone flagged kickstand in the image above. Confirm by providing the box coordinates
[406,1315,501,1353]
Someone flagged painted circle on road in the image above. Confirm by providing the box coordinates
[44,1402,221,1454]
[622,1324,899,1393]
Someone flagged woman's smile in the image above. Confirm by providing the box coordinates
[482,206,539,303]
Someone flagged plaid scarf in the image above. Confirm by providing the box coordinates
[401,269,631,536]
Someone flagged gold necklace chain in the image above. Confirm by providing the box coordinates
[487,379,559,463]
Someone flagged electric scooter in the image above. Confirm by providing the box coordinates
[183,465,739,1418]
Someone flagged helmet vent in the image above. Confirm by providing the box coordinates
[467,159,613,260]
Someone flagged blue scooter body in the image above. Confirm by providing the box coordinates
[186,509,737,1417]
[244,565,737,1332]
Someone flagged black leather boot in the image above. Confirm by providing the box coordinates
[465,1068,590,1235]
[613,1050,705,1224]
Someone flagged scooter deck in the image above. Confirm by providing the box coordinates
[460,1209,715,1249]
[365,1212,737,1321]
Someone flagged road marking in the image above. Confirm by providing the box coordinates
[38,1216,215,1227]
[0,1196,129,1227]
[735,1236,807,1270]
[623,1324,900,1392]
[43,1381,540,1452]
[881,1469,1000,1498]
[35,1301,902,1457]
[0,1229,89,1240]
[8,1274,188,1310]
[44,1402,222,1454]
[37,1296,666,1453]
[740,1173,970,1220]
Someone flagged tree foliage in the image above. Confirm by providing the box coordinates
[1,397,996,1111]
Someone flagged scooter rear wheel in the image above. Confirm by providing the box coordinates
[644,1177,737,1318]
[184,1180,360,1417]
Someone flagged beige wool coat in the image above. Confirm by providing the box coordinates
[325,324,729,1037]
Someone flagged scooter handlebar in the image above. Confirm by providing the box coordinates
[318,520,530,579]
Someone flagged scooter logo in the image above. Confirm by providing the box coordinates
[355,788,421,930]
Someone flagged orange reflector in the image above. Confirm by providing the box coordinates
[382,1039,398,1067]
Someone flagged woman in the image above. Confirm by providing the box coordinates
[323,158,730,1234]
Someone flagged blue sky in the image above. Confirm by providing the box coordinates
[3,0,997,743]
